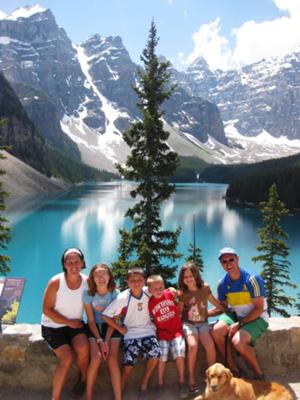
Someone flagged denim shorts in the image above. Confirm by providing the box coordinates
[159,336,186,362]
[183,321,210,336]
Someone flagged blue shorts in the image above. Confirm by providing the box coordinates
[183,321,210,336]
[122,335,161,366]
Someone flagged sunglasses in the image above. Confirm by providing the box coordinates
[221,257,235,265]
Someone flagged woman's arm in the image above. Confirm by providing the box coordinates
[84,303,101,340]
[43,278,83,328]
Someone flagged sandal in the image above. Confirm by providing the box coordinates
[189,384,199,394]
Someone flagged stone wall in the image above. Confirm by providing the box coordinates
[0,317,299,391]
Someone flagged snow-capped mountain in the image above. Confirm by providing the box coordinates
[0,5,300,173]
[183,50,300,141]
[0,6,226,172]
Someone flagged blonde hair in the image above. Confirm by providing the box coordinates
[146,274,164,287]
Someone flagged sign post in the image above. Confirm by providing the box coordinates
[0,277,25,332]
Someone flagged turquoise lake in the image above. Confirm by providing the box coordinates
[4,182,300,323]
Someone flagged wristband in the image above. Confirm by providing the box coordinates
[96,338,103,344]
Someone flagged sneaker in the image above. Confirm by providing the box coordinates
[178,382,188,399]
[71,378,86,398]
[254,373,266,381]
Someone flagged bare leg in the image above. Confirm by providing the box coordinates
[211,321,238,373]
[199,331,216,367]
[158,360,166,386]
[71,333,90,381]
[107,340,122,400]
[86,339,102,400]
[141,358,159,390]
[122,365,134,389]
[175,357,185,384]
[186,334,198,386]
[231,330,263,376]
[52,344,73,400]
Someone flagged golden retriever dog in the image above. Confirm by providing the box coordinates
[203,363,292,400]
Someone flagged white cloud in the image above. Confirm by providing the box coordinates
[184,0,300,71]
[187,18,231,70]
[0,10,7,19]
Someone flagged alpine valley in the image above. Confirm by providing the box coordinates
[1,5,300,182]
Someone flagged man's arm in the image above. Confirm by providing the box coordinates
[228,296,264,337]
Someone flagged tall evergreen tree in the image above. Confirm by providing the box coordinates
[112,22,181,286]
[296,293,300,317]
[0,137,11,274]
[252,183,295,317]
[185,216,204,273]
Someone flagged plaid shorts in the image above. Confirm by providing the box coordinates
[122,335,161,366]
[159,336,186,362]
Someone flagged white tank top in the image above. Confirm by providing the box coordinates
[41,272,87,328]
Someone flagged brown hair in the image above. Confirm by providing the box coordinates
[61,247,86,272]
[87,263,116,296]
[178,261,204,292]
[146,274,164,287]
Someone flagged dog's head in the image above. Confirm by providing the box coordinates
[205,363,233,393]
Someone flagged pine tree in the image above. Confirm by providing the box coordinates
[252,183,295,317]
[185,216,204,273]
[112,22,181,286]
[296,293,300,317]
[0,143,11,274]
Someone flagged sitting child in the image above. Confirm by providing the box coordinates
[102,268,161,399]
[147,275,188,399]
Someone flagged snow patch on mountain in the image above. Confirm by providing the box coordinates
[3,5,46,20]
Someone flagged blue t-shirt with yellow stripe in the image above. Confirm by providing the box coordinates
[217,268,269,323]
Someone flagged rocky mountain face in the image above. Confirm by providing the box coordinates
[182,51,300,140]
[1,5,300,174]
[0,6,226,172]
[0,72,49,175]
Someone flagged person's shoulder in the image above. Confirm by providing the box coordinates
[166,287,178,297]
[242,268,262,282]
[117,288,130,299]
[48,272,62,285]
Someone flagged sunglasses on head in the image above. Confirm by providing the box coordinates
[221,257,235,265]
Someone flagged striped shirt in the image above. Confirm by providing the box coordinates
[217,268,269,323]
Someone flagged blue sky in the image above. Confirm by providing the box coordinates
[1,0,300,70]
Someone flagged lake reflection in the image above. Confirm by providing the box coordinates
[4,182,300,323]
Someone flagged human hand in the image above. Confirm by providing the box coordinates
[100,340,109,360]
[68,319,83,329]
[228,322,240,337]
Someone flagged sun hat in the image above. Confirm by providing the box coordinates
[218,247,238,259]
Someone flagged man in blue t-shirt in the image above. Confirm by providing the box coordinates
[211,247,269,379]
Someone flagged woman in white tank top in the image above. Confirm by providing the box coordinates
[41,248,89,400]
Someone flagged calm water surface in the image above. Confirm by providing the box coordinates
[4,182,300,323]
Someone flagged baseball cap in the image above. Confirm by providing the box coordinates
[218,247,238,259]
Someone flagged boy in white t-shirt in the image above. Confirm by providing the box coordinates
[102,268,160,399]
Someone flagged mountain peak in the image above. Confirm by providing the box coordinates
[5,4,47,21]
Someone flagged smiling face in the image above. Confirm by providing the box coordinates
[219,254,240,280]
[63,253,84,276]
[183,267,197,290]
[127,273,145,296]
[148,280,165,299]
[92,266,110,288]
